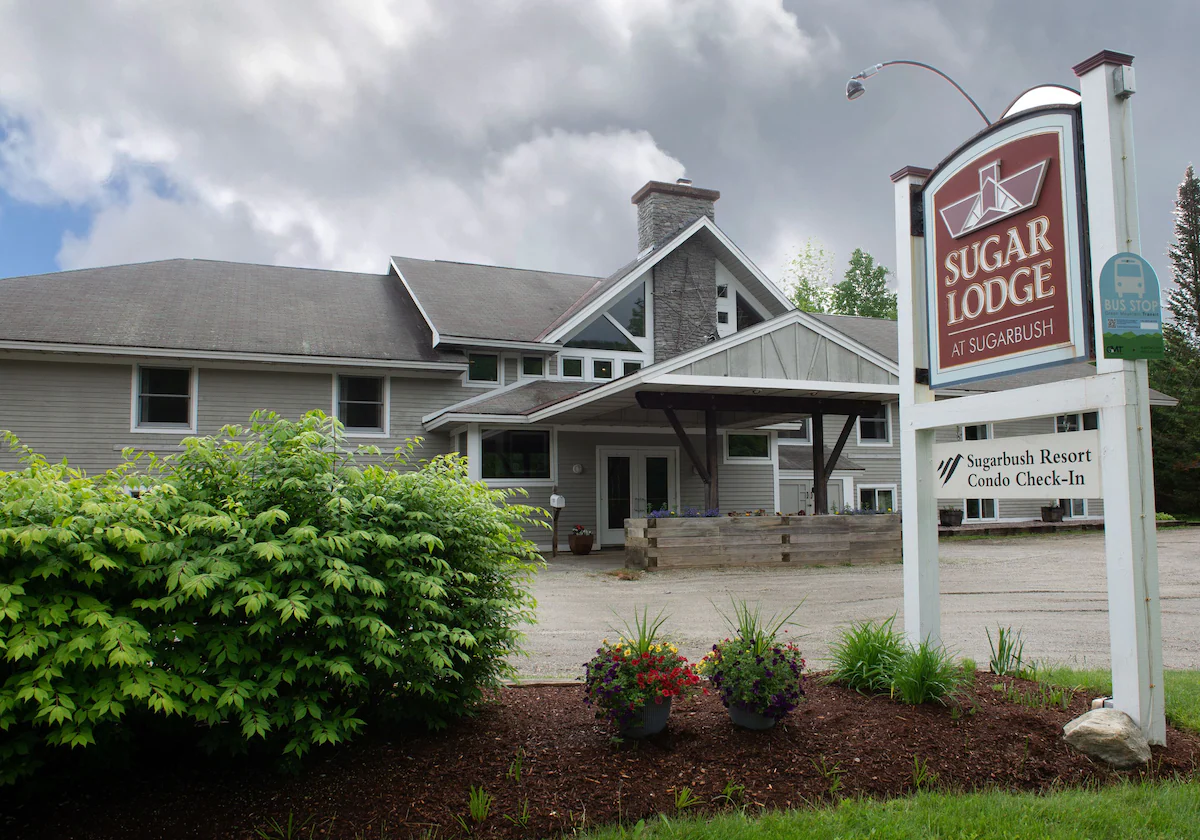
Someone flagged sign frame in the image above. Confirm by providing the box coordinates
[922,105,1092,388]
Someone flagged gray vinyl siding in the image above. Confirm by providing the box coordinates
[502,356,519,385]
[0,357,465,474]
[934,414,1103,519]
[779,406,903,511]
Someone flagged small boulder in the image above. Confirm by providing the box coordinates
[1063,708,1152,769]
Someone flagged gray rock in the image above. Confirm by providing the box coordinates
[1063,708,1152,769]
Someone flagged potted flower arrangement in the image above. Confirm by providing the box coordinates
[584,609,701,738]
[699,600,805,730]
[1040,504,1065,523]
[568,524,594,555]
[938,507,964,527]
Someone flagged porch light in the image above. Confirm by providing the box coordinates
[846,60,991,125]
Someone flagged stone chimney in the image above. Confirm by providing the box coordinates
[631,178,720,252]
[631,178,721,360]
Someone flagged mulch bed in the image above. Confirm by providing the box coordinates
[4,673,1198,839]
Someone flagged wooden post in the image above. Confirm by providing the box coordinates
[551,484,561,558]
[811,412,826,514]
[705,409,719,512]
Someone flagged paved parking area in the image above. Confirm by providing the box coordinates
[511,529,1200,678]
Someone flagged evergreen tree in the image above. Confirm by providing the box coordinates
[832,248,898,320]
[1150,166,1200,515]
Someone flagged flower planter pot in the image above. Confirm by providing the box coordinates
[1041,506,1065,523]
[728,704,777,731]
[568,534,594,555]
[620,697,672,738]
[939,509,964,528]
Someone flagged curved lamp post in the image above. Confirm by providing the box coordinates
[846,61,991,126]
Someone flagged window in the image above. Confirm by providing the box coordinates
[481,429,551,479]
[717,311,729,324]
[736,292,765,330]
[565,317,640,351]
[337,376,385,433]
[521,356,545,377]
[965,498,997,520]
[562,357,584,378]
[623,361,642,376]
[858,404,890,443]
[593,359,614,379]
[963,424,990,441]
[606,283,646,337]
[135,366,193,428]
[717,284,729,299]
[859,486,896,512]
[726,432,770,460]
[468,353,499,382]
[1056,412,1099,433]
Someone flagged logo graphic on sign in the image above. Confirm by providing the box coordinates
[937,454,963,486]
[940,159,1050,239]
[1098,252,1164,360]
[923,108,1089,388]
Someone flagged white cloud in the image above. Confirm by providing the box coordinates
[0,0,832,275]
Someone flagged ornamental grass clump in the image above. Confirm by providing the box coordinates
[699,599,806,721]
[827,615,908,695]
[583,608,700,729]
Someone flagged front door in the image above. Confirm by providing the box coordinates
[599,448,677,545]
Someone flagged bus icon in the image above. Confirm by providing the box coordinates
[1114,257,1145,298]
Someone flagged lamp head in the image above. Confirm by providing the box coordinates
[846,78,866,100]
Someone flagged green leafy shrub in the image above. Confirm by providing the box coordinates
[827,615,907,694]
[0,412,542,783]
[890,639,963,705]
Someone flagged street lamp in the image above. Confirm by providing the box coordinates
[846,61,991,126]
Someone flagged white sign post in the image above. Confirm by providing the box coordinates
[896,50,1165,743]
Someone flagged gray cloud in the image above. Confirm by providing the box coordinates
[0,0,1195,295]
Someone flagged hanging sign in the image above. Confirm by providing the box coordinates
[923,107,1091,387]
[1098,252,1164,359]
[932,430,1102,499]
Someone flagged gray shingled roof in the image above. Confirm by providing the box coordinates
[391,256,601,343]
[0,259,463,363]
[809,313,1175,403]
[779,446,866,471]
[438,380,599,417]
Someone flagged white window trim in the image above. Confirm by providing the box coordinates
[520,355,547,379]
[856,402,893,447]
[723,430,774,464]
[962,497,999,521]
[857,483,898,513]
[332,373,391,438]
[560,356,586,379]
[463,352,501,388]
[591,358,616,381]
[480,426,557,487]
[130,364,198,434]
[621,360,643,377]
[960,422,993,441]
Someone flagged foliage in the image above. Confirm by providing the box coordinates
[986,626,1026,676]
[571,524,593,537]
[646,507,720,518]
[832,248,897,320]
[699,600,805,721]
[1149,165,1200,516]
[466,785,493,823]
[889,638,964,705]
[0,412,542,784]
[583,780,1200,839]
[583,610,700,728]
[1155,511,1176,521]
[780,238,835,314]
[826,616,907,695]
[1035,666,1200,734]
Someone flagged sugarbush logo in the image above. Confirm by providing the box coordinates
[937,454,963,486]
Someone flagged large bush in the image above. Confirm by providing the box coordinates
[0,412,542,783]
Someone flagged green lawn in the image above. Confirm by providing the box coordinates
[1037,666,1200,733]
[585,782,1200,839]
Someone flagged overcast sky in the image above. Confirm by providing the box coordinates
[1,0,1196,295]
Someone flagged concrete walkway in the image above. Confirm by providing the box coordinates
[511,529,1200,678]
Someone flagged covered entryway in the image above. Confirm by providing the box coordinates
[597,447,678,544]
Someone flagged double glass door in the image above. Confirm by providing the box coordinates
[599,448,676,545]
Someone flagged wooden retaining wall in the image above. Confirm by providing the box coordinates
[624,514,901,570]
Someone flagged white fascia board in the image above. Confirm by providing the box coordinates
[646,374,900,396]
[0,340,468,372]
[437,335,561,353]
[389,258,442,347]
[425,412,531,431]
[701,218,796,312]
[543,216,711,344]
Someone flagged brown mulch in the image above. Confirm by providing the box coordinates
[4,674,1198,839]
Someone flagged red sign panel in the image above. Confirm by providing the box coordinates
[923,108,1089,387]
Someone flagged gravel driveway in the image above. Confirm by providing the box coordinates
[511,528,1200,678]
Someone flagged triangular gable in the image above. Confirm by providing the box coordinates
[652,310,899,387]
